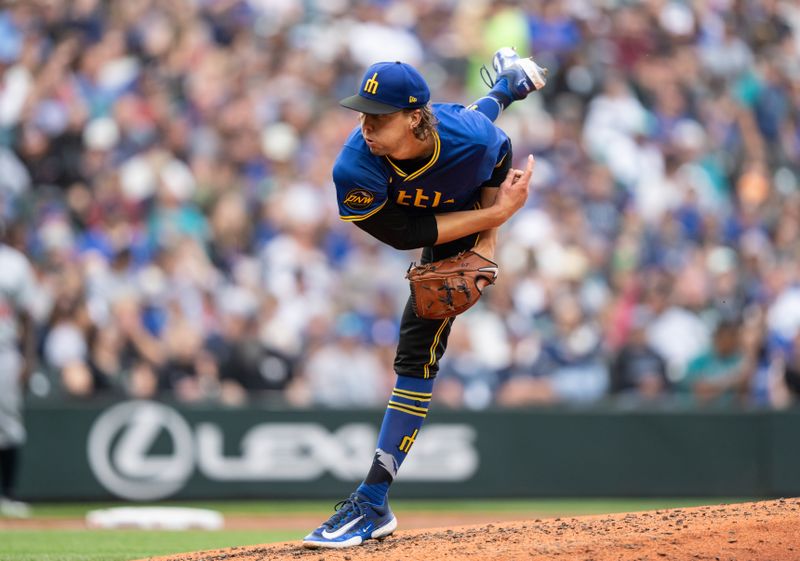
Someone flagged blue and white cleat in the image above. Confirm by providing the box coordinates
[491,47,548,99]
[302,493,398,549]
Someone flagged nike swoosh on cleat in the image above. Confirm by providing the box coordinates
[320,515,365,540]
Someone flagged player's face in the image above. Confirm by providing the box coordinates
[359,111,414,157]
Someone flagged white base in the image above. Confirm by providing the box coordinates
[0,498,31,519]
[86,507,224,530]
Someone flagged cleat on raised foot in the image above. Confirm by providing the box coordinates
[492,46,548,99]
[303,492,397,549]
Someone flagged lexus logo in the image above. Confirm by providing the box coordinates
[86,401,479,501]
[87,401,194,501]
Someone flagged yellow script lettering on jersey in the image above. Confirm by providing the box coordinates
[395,189,454,209]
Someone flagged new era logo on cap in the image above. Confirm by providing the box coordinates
[340,61,430,115]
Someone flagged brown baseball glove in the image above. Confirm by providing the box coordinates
[406,250,499,320]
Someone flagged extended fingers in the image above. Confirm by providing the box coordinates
[505,155,535,186]
[520,155,534,179]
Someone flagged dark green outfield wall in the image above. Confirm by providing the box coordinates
[16,400,800,500]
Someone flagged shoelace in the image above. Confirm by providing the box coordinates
[480,64,495,89]
[323,495,364,530]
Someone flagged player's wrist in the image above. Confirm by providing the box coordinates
[472,237,496,259]
[484,204,507,227]
[472,246,495,262]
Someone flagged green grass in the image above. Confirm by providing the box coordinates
[25,497,750,519]
[0,498,753,561]
[0,530,297,561]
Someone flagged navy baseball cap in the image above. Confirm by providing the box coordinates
[340,61,430,115]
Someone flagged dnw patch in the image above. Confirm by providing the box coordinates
[343,189,375,210]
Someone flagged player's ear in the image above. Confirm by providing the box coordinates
[409,109,421,129]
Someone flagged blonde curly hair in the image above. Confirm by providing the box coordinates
[405,105,438,141]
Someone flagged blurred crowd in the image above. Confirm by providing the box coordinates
[1,0,800,410]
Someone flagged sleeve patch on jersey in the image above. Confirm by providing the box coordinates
[343,189,376,210]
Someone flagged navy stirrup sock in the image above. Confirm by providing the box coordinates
[357,375,434,505]
[468,77,514,122]
[488,76,514,108]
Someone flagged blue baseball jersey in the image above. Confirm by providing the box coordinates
[333,103,510,222]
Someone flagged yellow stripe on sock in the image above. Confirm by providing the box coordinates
[387,403,428,418]
[388,399,428,413]
[392,388,432,400]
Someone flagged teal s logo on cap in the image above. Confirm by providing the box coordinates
[340,61,430,115]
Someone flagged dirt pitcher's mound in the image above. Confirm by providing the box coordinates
[144,498,800,561]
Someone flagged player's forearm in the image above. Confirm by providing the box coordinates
[435,156,533,245]
[472,187,501,257]
[434,205,505,245]
[357,204,503,250]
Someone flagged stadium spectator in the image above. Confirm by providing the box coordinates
[290,313,389,408]
[642,273,710,382]
[609,307,671,404]
[436,321,503,410]
[0,0,796,410]
[780,331,800,404]
[497,292,608,406]
[677,318,758,406]
[207,287,295,406]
